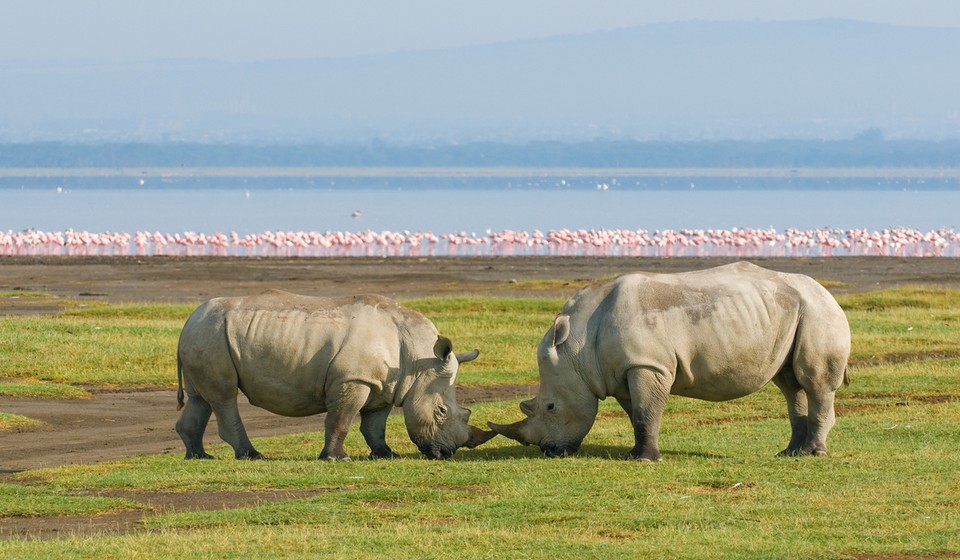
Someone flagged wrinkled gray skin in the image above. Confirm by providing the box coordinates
[490,262,850,460]
[175,290,496,461]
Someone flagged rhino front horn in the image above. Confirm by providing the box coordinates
[487,420,531,445]
[463,425,498,449]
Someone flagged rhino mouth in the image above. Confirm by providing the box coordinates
[541,441,580,458]
[417,443,455,460]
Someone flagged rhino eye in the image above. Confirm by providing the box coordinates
[434,404,448,424]
[546,403,556,412]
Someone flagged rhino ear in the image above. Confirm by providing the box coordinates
[552,315,571,347]
[434,335,454,360]
[434,336,458,379]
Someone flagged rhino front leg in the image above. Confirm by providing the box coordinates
[176,394,215,459]
[623,366,671,462]
[360,406,399,459]
[320,382,372,461]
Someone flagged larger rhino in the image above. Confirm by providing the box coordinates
[490,262,850,460]
[175,290,496,460]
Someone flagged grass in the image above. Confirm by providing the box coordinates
[838,287,960,365]
[0,380,90,399]
[0,298,552,387]
[2,393,958,557]
[1,288,957,388]
[0,412,42,430]
[0,484,138,517]
[0,287,959,558]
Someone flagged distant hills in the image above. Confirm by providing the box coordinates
[2,19,959,143]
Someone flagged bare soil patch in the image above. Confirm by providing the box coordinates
[2,255,960,539]
[0,489,330,540]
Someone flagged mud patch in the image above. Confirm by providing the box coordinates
[849,553,960,560]
[851,350,960,368]
[0,489,330,540]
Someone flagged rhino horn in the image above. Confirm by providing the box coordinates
[463,424,498,448]
[456,349,480,364]
[519,398,536,417]
[487,419,532,445]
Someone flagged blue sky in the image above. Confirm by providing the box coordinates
[4,0,960,62]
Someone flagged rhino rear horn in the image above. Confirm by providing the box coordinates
[487,420,532,445]
[456,349,480,364]
[463,425,498,448]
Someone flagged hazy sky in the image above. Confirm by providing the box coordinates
[4,0,960,63]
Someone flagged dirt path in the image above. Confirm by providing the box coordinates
[0,385,535,473]
[4,255,960,306]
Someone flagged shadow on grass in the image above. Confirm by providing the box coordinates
[450,443,728,462]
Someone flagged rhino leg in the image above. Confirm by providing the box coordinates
[773,368,810,456]
[622,366,670,462]
[211,399,263,460]
[360,406,399,459]
[800,390,835,456]
[176,394,215,459]
[319,382,371,461]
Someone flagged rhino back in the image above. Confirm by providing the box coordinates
[194,291,433,416]
[584,264,809,401]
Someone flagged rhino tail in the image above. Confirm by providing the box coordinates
[842,366,850,388]
[176,353,185,411]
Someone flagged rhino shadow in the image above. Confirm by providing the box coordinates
[448,444,728,462]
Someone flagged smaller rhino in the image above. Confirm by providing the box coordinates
[175,290,496,460]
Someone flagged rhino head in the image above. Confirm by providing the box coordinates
[489,315,599,457]
[402,336,497,459]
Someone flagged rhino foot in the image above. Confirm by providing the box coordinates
[236,450,265,460]
[776,446,828,458]
[369,450,400,460]
[319,453,352,462]
[184,452,215,460]
[625,448,662,462]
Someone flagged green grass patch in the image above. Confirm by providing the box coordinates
[0,303,195,386]
[0,483,139,518]
[0,298,555,387]
[2,288,960,387]
[0,412,42,430]
[814,278,847,289]
[836,287,960,365]
[0,380,90,399]
[0,291,53,299]
[837,285,960,312]
[405,296,563,384]
[7,389,960,558]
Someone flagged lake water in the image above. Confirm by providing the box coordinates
[3,186,959,235]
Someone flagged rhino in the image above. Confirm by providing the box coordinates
[175,290,496,461]
[490,262,850,460]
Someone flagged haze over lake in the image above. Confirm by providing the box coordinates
[5,179,959,235]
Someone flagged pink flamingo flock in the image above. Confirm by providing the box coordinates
[3,227,960,257]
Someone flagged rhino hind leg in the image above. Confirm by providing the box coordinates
[211,400,264,460]
[176,395,216,460]
[772,368,810,456]
[799,390,835,456]
[360,406,399,459]
[773,366,837,457]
